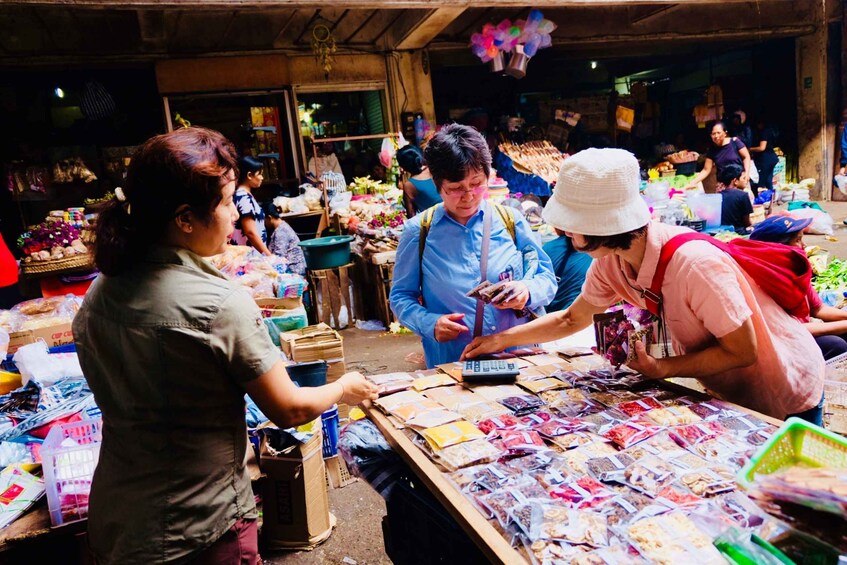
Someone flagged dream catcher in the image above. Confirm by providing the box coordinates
[311,22,337,79]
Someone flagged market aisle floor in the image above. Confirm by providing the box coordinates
[262,329,425,565]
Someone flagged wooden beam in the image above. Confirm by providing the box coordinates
[394,7,466,50]
[0,0,798,8]
[631,4,681,25]
[136,9,165,49]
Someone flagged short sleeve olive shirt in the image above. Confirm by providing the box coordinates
[73,246,280,564]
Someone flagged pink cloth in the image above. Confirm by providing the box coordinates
[800,286,824,323]
[581,221,823,419]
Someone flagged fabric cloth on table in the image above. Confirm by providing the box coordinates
[268,221,306,276]
[73,245,280,564]
[580,221,824,419]
[541,235,592,312]
[390,200,557,368]
[231,188,266,246]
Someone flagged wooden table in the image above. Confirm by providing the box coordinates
[363,363,783,565]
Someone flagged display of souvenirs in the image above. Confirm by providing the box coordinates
[498,140,565,185]
[209,245,306,299]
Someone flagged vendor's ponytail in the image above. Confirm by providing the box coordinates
[92,127,239,277]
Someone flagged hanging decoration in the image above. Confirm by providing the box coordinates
[311,22,337,78]
[470,9,556,78]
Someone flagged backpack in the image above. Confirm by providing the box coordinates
[645,232,812,320]
[417,203,517,296]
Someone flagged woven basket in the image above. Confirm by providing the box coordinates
[21,254,93,275]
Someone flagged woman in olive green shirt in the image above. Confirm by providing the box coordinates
[74,127,377,564]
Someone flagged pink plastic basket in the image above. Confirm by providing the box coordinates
[42,419,102,527]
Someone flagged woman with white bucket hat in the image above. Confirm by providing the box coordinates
[463,148,824,422]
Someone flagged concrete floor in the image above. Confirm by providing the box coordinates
[263,199,847,564]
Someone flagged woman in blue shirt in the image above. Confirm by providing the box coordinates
[397,144,442,217]
[390,124,557,367]
[231,156,271,255]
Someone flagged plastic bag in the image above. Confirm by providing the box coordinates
[0,328,8,358]
[329,191,353,214]
[13,342,66,387]
[788,207,834,235]
[355,319,386,331]
[379,137,395,168]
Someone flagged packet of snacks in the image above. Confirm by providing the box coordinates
[434,439,502,472]
[513,502,610,547]
[420,420,485,450]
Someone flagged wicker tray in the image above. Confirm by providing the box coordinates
[20,254,93,275]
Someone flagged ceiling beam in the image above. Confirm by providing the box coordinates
[631,4,681,26]
[1,0,797,8]
[393,7,465,50]
[136,9,165,49]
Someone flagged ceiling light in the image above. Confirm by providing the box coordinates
[54,87,65,98]
[590,61,598,70]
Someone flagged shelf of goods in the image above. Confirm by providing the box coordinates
[494,140,565,198]
[363,354,790,565]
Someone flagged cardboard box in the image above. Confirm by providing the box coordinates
[260,429,332,549]
[280,323,343,363]
[8,322,74,354]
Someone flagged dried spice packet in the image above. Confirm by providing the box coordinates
[586,452,636,483]
[623,455,677,497]
[616,397,664,417]
[679,467,735,497]
[549,431,609,451]
[435,439,502,472]
[498,394,546,416]
[537,417,592,438]
[645,406,702,427]
[458,400,511,424]
[603,418,661,449]
[517,377,569,394]
[550,475,617,510]
[477,413,520,435]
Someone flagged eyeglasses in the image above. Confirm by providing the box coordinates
[443,184,488,197]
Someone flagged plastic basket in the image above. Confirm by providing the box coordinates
[42,418,102,527]
[738,417,847,489]
[321,405,339,458]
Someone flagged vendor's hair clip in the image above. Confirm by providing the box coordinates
[114,187,131,215]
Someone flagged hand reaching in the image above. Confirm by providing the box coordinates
[435,313,469,342]
[624,341,665,379]
[490,280,530,310]
[460,334,504,360]
[336,371,379,405]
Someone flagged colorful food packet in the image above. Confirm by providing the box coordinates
[623,432,686,461]
[616,397,664,417]
[562,442,619,474]
[571,544,649,565]
[581,409,629,433]
[434,439,502,472]
[505,450,557,473]
[374,389,426,413]
[717,415,768,434]
[712,492,767,529]
[477,413,520,435]
[666,451,709,472]
[602,418,662,449]
[498,429,547,453]
[366,371,415,395]
[588,390,642,408]
[390,398,443,422]
[498,394,546,416]
[687,400,732,420]
[627,512,726,565]
[468,461,522,491]
[423,385,480,411]
[457,400,511,423]
[586,452,636,483]
[523,538,590,564]
[549,431,611,451]
[411,373,456,392]
[464,383,525,403]
[623,455,678,497]
[404,408,463,429]
[518,377,569,394]
[645,406,702,427]
[549,475,617,510]
[668,421,729,447]
[533,458,575,489]
[477,478,549,527]
[420,420,485,451]
[655,484,704,509]
[516,502,610,547]
[679,467,735,497]
[603,492,667,527]
[537,417,593,438]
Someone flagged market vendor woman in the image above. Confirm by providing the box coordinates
[463,148,824,423]
[390,124,557,368]
[73,127,377,564]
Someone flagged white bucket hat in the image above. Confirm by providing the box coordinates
[542,148,650,236]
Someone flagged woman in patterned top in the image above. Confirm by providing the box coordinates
[264,204,306,275]
[231,156,271,255]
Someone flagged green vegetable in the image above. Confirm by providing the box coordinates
[812,258,847,292]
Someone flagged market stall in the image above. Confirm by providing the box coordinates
[359,350,844,564]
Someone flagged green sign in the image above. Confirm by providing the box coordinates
[804,76,813,89]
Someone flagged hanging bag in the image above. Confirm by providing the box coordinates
[644,232,811,320]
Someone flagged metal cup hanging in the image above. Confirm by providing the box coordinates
[489,51,505,73]
[505,45,529,79]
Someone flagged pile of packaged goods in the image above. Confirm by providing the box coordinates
[210,246,306,300]
[0,298,101,529]
[498,140,566,185]
[364,354,821,564]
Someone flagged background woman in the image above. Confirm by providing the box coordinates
[684,121,752,191]
[231,155,271,255]
[749,118,780,196]
[265,203,306,276]
[396,144,441,217]
[74,127,377,564]
[389,124,557,368]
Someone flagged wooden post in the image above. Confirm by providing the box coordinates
[795,0,833,200]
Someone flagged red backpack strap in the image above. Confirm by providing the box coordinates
[646,232,719,315]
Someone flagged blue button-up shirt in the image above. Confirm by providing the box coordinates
[390,201,557,367]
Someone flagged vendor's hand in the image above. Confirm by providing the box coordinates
[624,341,666,379]
[840,166,846,176]
[336,371,379,405]
[461,334,505,360]
[490,280,530,310]
[435,313,469,342]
